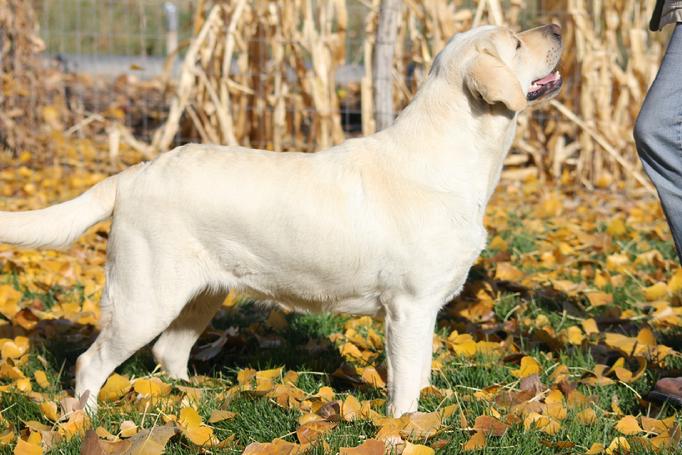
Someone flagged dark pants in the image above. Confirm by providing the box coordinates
[635,24,682,261]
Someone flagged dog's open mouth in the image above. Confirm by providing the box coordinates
[527,70,562,101]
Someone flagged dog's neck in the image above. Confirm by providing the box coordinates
[378,76,518,211]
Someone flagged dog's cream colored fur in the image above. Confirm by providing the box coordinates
[0,25,561,416]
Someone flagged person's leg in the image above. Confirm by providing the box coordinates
[634,24,682,261]
[635,24,682,405]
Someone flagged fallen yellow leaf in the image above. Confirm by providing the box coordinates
[462,431,486,451]
[13,436,42,455]
[606,254,629,272]
[636,327,656,347]
[339,439,385,454]
[640,416,669,434]
[582,318,599,335]
[33,371,49,389]
[182,425,214,446]
[607,218,626,237]
[39,401,59,422]
[566,326,584,345]
[403,442,434,455]
[119,420,137,438]
[586,291,613,307]
[342,395,362,421]
[615,415,642,435]
[495,262,524,282]
[296,420,336,444]
[510,356,541,378]
[208,409,236,424]
[473,415,508,436]
[99,374,131,401]
[448,332,477,357]
[177,407,215,446]
[524,412,560,435]
[585,442,605,454]
[360,366,386,389]
[178,407,202,428]
[667,268,682,294]
[401,411,442,439]
[643,282,669,301]
[488,236,508,251]
[606,436,630,454]
[576,408,597,425]
[133,377,171,398]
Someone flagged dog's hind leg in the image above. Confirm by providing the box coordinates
[152,290,226,380]
[75,294,179,412]
[74,244,203,412]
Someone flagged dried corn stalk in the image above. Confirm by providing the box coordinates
[151,0,347,154]
[0,1,48,155]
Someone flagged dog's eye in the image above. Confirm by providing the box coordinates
[516,39,522,50]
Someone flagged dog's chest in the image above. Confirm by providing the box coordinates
[431,223,487,297]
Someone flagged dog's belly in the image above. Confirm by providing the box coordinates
[223,273,386,316]
[263,292,384,317]
[216,255,387,317]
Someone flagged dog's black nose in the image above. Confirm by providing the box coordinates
[545,23,562,43]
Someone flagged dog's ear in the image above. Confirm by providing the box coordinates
[464,48,527,112]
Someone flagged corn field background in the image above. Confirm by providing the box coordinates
[0,0,670,190]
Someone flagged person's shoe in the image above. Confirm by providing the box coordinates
[646,377,682,407]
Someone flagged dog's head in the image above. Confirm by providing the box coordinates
[432,24,563,112]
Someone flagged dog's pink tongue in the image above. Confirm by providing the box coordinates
[534,72,557,85]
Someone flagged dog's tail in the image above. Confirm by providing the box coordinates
[0,164,143,250]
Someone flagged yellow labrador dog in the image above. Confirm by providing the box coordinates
[0,24,561,416]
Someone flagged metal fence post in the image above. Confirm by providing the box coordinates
[164,2,178,55]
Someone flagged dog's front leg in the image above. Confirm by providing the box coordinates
[384,298,439,417]
[420,309,438,390]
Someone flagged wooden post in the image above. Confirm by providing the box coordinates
[373,0,402,131]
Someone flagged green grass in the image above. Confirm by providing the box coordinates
[2,202,681,453]
[12,305,677,454]
[0,286,678,454]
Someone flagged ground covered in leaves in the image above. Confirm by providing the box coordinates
[1,154,682,454]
